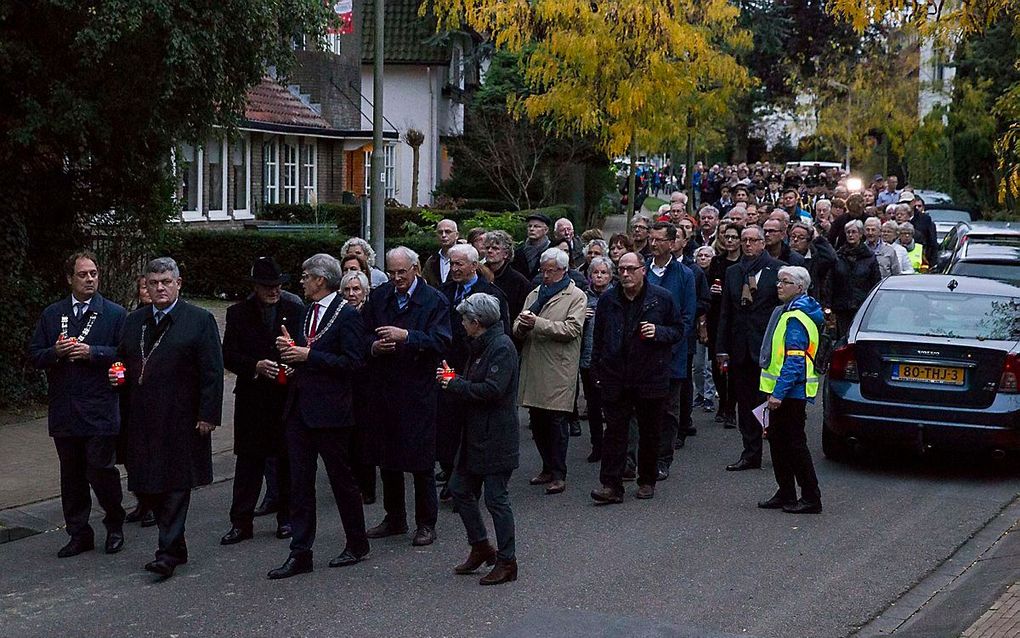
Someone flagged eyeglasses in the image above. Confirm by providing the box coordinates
[763,228,782,234]
[385,268,412,277]
[633,224,650,231]
[777,280,798,287]
[723,235,741,241]
[741,238,764,244]
[618,265,643,273]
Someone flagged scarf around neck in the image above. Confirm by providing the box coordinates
[529,275,571,314]
[739,252,769,306]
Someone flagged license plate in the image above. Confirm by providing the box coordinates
[892,364,965,385]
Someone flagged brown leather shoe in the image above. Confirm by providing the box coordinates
[544,480,566,495]
[590,486,624,504]
[635,484,655,499]
[411,525,436,546]
[529,472,553,485]
[454,541,496,574]
[479,559,518,585]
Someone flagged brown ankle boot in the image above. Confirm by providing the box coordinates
[479,558,518,585]
[453,541,496,575]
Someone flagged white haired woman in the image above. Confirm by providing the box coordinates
[437,293,520,585]
[341,237,388,288]
[758,265,824,514]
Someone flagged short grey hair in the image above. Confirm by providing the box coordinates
[456,292,502,328]
[584,239,608,255]
[698,205,720,219]
[340,270,369,292]
[864,216,882,228]
[555,217,574,231]
[694,245,716,259]
[895,203,912,217]
[386,246,420,268]
[540,247,569,270]
[779,265,811,292]
[845,219,864,233]
[146,257,180,278]
[631,213,652,226]
[814,199,832,213]
[341,237,377,267]
[447,244,479,263]
[484,230,515,260]
[588,255,615,276]
[882,220,899,232]
[898,221,915,234]
[885,204,899,216]
[790,221,814,238]
[303,253,343,290]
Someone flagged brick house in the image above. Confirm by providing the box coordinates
[175,0,474,223]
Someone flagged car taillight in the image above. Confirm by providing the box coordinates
[829,344,859,382]
[999,354,1019,393]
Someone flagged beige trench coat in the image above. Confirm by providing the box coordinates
[513,280,588,412]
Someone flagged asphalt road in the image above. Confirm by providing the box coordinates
[2,401,1018,638]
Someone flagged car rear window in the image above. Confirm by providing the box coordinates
[949,262,1020,285]
[860,290,1020,341]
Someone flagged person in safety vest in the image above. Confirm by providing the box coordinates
[757,265,824,514]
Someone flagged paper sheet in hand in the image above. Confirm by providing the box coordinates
[753,401,769,432]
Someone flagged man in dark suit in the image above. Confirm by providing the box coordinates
[363,246,452,547]
[715,226,782,471]
[436,245,511,498]
[29,250,127,558]
[219,257,304,546]
[267,253,370,579]
[115,257,223,578]
[422,218,459,287]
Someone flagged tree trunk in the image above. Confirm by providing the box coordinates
[628,135,637,229]
[411,146,420,209]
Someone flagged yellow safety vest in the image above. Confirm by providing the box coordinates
[759,308,820,398]
[906,243,924,271]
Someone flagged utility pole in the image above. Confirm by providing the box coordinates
[370,0,385,260]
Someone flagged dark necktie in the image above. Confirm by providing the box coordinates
[154,310,165,324]
[309,304,321,338]
[454,284,465,303]
[74,302,85,320]
[397,293,409,311]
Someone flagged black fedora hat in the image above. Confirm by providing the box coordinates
[524,213,552,227]
[250,256,289,286]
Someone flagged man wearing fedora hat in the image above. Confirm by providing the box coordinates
[219,257,305,546]
[511,213,552,280]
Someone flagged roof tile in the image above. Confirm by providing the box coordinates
[244,78,332,129]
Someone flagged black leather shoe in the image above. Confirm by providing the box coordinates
[435,469,449,484]
[726,459,761,471]
[57,537,95,558]
[586,448,601,463]
[366,520,408,539]
[656,469,669,481]
[267,556,313,580]
[329,548,369,568]
[220,527,253,545]
[275,524,292,540]
[783,498,823,514]
[683,426,697,437]
[144,559,175,578]
[569,421,582,437]
[758,494,796,509]
[439,485,453,502]
[622,468,636,482]
[140,510,157,527]
[362,493,376,505]
[254,499,278,518]
[724,415,737,429]
[411,526,436,546]
[125,507,146,523]
[105,530,125,554]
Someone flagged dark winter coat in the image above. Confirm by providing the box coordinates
[829,243,881,313]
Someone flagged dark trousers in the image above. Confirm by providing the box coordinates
[354,463,376,501]
[449,470,516,561]
[732,361,764,464]
[230,453,289,530]
[657,378,683,470]
[139,489,190,565]
[529,408,569,480]
[53,435,125,540]
[579,369,604,451]
[601,394,666,492]
[286,419,369,559]
[678,349,695,432]
[263,457,279,504]
[381,469,438,528]
[711,352,736,417]
[767,399,821,502]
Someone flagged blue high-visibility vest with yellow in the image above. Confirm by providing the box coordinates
[759,309,820,398]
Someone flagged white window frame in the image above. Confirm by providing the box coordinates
[301,141,317,204]
[207,139,229,221]
[282,139,299,204]
[263,139,279,205]
[231,135,253,219]
[179,143,204,222]
[364,143,396,199]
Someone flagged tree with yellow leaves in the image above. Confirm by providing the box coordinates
[828,0,1020,208]
[425,0,752,216]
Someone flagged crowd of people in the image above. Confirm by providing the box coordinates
[28,170,938,585]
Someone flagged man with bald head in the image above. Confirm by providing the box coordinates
[423,219,459,287]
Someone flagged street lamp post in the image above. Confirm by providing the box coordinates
[370,0,385,260]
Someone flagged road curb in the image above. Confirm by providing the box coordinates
[853,493,1020,636]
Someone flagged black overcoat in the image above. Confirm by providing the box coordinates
[118,300,224,493]
[28,293,126,437]
[715,256,783,366]
[362,277,452,472]
[444,324,520,475]
[221,291,304,457]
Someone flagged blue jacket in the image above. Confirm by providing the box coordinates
[761,294,824,402]
[29,293,126,437]
[591,281,683,400]
[645,257,696,379]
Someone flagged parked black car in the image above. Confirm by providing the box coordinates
[823,275,1020,460]
[934,221,1020,273]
